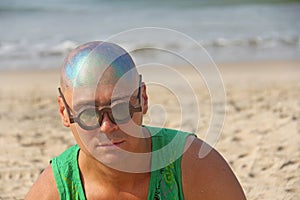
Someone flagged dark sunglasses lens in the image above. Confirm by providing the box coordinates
[112,103,132,124]
[78,108,101,129]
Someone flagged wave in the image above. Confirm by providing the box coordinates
[205,36,300,47]
[0,40,78,59]
[1,36,299,60]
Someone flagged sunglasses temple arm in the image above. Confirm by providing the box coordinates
[58,87,75,123]
[138,74,142,104]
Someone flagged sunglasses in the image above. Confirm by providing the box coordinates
[58,75,142,130]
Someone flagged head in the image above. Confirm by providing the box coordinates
[58,41,149,166]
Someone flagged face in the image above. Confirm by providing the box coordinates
[60,80,149,167]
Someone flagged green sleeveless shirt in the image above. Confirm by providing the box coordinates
[51,126,194,200]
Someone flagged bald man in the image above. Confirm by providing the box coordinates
[25,41,246,200]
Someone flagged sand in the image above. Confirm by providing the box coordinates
[0,60,299,199]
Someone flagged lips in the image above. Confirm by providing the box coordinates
[98,140,124,147]
[112,141,124,146]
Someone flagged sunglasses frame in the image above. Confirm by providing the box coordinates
[58,75,142,130]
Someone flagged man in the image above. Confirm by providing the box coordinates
[25,41,246,199]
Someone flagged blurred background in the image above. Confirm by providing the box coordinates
[0,0,299,70]
[0,1,299,199]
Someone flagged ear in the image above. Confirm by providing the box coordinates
[58,96,70,127]
[141,83,148,115]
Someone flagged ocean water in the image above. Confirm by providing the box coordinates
[0,0,299,70]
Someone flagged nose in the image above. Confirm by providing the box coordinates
[100,112,118,134]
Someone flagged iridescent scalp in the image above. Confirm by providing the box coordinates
[60,41,137,90]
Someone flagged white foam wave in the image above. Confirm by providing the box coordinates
[0,36,299,70]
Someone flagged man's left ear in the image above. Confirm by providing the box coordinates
[141,83,148,114]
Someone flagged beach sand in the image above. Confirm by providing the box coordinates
[0,60,299,199]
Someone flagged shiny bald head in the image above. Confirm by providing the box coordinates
[60,41,138,92]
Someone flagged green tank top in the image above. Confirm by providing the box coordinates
[51,126,194,200]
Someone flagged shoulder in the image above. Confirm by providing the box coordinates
[181,136,246,200]
[25,164,59,200]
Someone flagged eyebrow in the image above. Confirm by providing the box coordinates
[73,95,132,110]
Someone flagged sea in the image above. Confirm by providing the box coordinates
[0,0,299,70]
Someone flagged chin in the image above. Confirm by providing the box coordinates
[92,147,128,166]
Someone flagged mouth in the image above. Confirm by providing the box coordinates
[97,140,125,148]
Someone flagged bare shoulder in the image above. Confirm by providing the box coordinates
[181,136,246,200]
[25,164,59,200]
